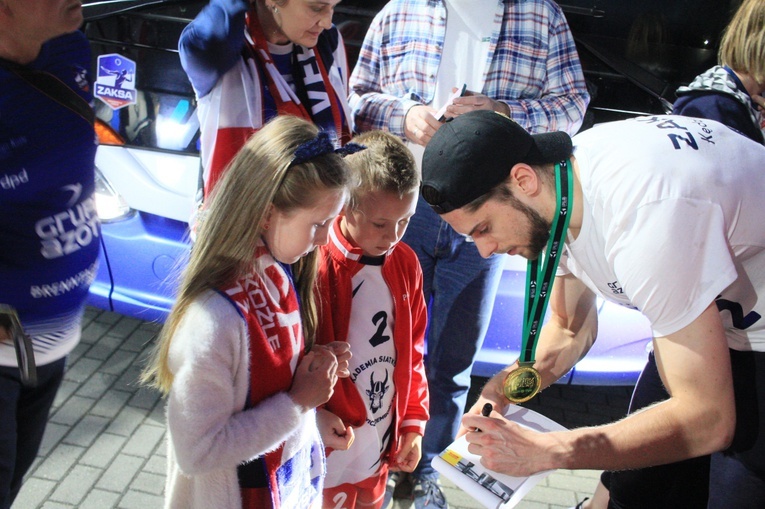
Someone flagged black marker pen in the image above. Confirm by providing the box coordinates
[474,402,493,432]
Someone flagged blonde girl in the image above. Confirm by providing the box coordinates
[674,0,765,144]
[143,115,354,509]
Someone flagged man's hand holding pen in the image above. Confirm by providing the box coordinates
[463,403,560,478]
[471,403,493,432]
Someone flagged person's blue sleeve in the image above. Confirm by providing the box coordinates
[179,0,249,98]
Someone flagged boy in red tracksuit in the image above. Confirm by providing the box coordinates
[316,130,429,509]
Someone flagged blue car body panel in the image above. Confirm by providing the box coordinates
[88,236,115,315]
[88,211,188,324]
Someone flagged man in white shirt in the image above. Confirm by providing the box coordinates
[421,109,765,509]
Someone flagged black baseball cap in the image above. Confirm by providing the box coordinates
[421,110,573,214]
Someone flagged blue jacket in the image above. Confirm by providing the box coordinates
[0,31,99,365]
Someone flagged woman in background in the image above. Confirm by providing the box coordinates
[180,0,351,201]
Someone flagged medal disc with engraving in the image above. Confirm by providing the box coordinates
[503,365,542,403]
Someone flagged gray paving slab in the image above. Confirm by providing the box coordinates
[79,489,121,509]
[48,465,101,505]
[11,307,634,509]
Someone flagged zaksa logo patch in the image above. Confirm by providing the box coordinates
[95,54,137,110]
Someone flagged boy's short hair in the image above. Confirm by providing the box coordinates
[344,130,420,209]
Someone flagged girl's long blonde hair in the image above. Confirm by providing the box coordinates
[719,0,765,84]
[142,116,351,395]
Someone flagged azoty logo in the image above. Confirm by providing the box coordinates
[95,53,137,110]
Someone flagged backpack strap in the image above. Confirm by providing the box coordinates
[3,61,94,126]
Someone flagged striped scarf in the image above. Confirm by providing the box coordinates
[222,247,324,509]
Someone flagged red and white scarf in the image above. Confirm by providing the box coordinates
[222,247,324,509]
[200,11,351,198]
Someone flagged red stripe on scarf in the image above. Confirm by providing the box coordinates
[223,247,305,508]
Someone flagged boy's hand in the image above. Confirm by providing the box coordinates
[317,408,355,451]
[448,91,511,118]
[0,313,12,341]
[289,348,338,411]
[390,432,422,472]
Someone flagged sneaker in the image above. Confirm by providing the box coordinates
[382,471,403,509]
[411,473,448,509]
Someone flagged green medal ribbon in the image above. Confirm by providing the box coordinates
[503,159,573,403]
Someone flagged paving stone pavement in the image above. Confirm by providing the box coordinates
[13,307,635,509]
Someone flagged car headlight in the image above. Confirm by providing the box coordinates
[94,167,133,222]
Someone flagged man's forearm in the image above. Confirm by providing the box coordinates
[544,304,736,472]
[534,317,597,389]
[549,394,734,472]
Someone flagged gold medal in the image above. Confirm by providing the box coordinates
[503,365,541,403]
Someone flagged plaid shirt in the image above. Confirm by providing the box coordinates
[349,0,590,136]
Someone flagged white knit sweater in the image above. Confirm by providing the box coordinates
[163,291,317,509]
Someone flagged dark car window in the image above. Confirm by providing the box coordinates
[333,0,389,68]
[84,1,204,154]
[561,0,740,122]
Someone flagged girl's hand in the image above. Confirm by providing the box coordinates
[752,93,765,113]
[289,348,338,411]
[315,342,351,377]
